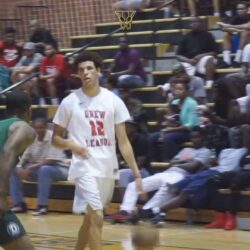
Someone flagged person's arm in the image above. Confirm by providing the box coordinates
[52,124,89,157]
[175,160,204,173]
[218,21,250,31]
[115,123,144,194]
[0,122,35,211]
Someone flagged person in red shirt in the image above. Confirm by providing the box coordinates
[0,27,21,68]
[39,43,69,105]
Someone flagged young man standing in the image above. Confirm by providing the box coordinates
[0,90,36,250]
[52,52,143,250]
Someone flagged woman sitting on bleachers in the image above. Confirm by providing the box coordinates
[149,77,200,161]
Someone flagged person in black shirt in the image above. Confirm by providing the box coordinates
[176,17,218,88]
[118,118,151,188]
[221,2,250,66]
[29,20,58,54]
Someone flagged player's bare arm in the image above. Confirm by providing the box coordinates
[115,122,144,194]
[52,124,89,157]
[0,122,35,213]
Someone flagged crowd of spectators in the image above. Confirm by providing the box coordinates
[2,2,250,230]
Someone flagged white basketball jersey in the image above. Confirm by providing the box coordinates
[53,87,130,180]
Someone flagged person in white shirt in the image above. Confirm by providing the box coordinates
[10,118,69,216]
[52,51,143,250]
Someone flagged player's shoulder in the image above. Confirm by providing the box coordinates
[9,120,35,138]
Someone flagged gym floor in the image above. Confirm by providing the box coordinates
[4,212,250,250]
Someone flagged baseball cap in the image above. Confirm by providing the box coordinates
[23,42,35,50]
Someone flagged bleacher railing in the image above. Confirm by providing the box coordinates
[0,0,177,96]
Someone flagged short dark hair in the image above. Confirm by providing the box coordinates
[171,76,190,90]
[73,51,102,72]
[4,27,16,34]
[191,126,206,136]
[5,90,31,114]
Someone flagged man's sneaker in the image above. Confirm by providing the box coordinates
[150,212,166,227]
[11,202,27,213]
[32,207,48,216]
[109,210,132,222]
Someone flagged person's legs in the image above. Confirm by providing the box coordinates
[235,31,249,63]
[149,132,162,161]
[36,165,67,207]
[223,32,233,65]
[45,78,59,105]
[88,207,103,250]
[74,176,114,250]
[9,170,24,208]
[186,0,196,16]
[142,171,184,210]
[118,75,145,89]
[213,0,220,16]
[119,172,169,212]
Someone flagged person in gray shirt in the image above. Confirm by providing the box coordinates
[11,42,43,100]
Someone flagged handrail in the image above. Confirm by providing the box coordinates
[0,0,177,96]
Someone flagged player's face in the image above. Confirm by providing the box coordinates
[77,61,100,88]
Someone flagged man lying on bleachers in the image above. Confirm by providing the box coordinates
[10,118,69,216]
[109,126,211,223]
[148,126,248,227]
[206,125,250,230]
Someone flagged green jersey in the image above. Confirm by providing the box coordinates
[0,117,19,151]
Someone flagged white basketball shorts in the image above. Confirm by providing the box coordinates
[73,175,115,214]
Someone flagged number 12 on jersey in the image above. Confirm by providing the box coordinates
[89,120,105,136]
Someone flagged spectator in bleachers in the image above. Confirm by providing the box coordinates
[113,0,151,10]
[0,27,22,68]
[176,17,218,88]
[149,126,248,227]
[150,77,200,161]
[0,41,11,91]
[202,75,248,126]
[110,126,211,222]
[220,2,250,67]
[11,42,43,101]
[159,64,207,104]
[186,0,221,17]
[39,43,69,105]
[103,75,120,96]
[29,19,58,54]
[107,37,147,89]
[10,118,69,215]
[118,118,151,188]
[120,88,148,133]
[205,125,250,230]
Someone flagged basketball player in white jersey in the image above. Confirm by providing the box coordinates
[52,52,144,250]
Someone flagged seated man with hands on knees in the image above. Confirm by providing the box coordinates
[10,117,69,216]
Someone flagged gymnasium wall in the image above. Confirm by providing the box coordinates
[0,0,116,48]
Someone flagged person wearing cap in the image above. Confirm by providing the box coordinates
[118,118,151,189]
[11,42,43,101]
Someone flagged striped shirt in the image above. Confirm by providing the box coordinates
[19,130,69,166]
